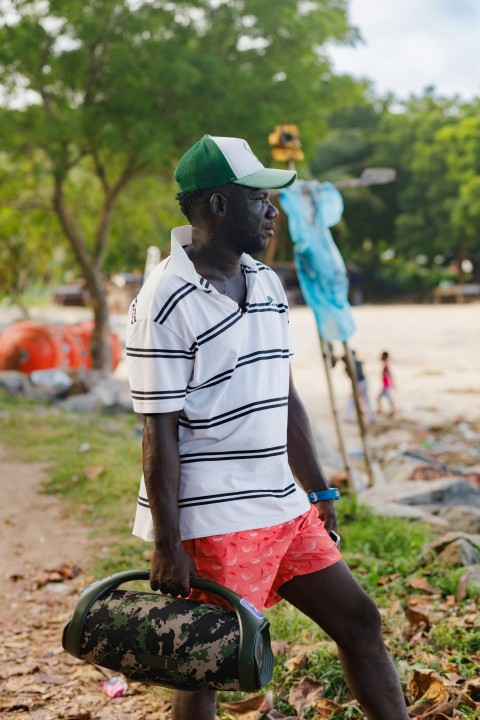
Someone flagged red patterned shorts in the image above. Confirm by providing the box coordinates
[182,505,342,611]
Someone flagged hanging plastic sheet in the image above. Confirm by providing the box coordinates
[278,180,355,341]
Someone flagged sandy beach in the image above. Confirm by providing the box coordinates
[289,302,480,451]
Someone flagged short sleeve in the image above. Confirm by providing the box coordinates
[126,319,194,413]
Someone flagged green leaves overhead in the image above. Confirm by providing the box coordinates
[0,0,357,172]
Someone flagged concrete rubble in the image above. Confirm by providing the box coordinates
[0,367,133,413]
[354,420,480,594]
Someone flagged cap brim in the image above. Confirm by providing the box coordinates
[234,168,297,190]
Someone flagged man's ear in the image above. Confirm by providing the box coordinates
[210,192,228,218]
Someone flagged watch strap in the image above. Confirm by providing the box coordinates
[307,488,341,503]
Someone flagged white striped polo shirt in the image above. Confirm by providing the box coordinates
[126,225,310,541]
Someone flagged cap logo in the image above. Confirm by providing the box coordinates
[243,141,257,158]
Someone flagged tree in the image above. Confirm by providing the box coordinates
[367,93,463,263]
[0,0,358,369]
[0,147,67,310]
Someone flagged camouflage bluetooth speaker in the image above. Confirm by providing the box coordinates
[62,570,274,692]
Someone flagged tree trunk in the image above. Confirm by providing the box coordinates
[87,267,112,374]
[53,177,113,373]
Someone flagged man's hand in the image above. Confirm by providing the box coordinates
[149,545,197,598]
[314,499,338,535]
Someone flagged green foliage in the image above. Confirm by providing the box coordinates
[306,91,480,298]
[3,1,480,305]
[0,149,67,299]
[106,177,184,273]
[0,0,358,259]
[0,0,365,360]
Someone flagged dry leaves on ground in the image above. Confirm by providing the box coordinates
[0,568,172,720]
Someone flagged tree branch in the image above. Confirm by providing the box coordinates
[53,174,94,277]
[93,161,140,265]
[92,149,110,195]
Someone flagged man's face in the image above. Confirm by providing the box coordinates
[220,184,279,255]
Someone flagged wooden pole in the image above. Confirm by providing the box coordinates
[318,335,355,489]
[343,342,375,487]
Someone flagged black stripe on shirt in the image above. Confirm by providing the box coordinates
[178,484,297,508]
[191,309,243,351]
[178,397,288,429]
[255,262,272,272]
[237,348,290,366]
[186,349,290,394]
[126,347,195,359]
[186,368,234,393]
[131,389,185,399]
[137,481,296,509]
[180,444,287,463]
[154,283,196,325]
[246,302,288,314]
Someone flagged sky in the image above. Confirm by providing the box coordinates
[327,0,480,101]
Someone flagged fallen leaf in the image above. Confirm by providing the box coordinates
[444,672,465,685]
[406,577,438,594]
[283,651,308,672]
[270,640,289,656]
[409,669,448,704]
[38,672,70,685]
[313,698,344,718]
[2,661,39,679]
[288,676,324,715]
[417,696,461,718]
[405,606,431,631]
[409,626,428,647]
[466,677,480,701]
[455,571,471,602]
[220,694,267,713]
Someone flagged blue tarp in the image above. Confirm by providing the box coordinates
[279,180,355,342]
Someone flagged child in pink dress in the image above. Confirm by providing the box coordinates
[377,351,396,415]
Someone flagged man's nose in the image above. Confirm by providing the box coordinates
[266,202,279,219]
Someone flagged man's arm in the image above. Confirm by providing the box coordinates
[142,412,197,597]
[287,369,337,533]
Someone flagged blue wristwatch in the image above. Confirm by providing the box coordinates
[307,488,341,503]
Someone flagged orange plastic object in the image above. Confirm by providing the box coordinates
[71,321,121,370]
[0,321,120,373]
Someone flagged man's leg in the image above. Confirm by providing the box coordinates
[279,560,409,720]
[172,689,217,720]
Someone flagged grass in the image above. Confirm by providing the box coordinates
[1,389,479,717]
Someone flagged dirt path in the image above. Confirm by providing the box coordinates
[0,453,91,577]
[0,453,171,720]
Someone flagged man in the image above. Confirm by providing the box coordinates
[344,350,376,423]
[126,135,409,720]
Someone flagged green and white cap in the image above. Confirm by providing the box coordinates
[175,134,297,193]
